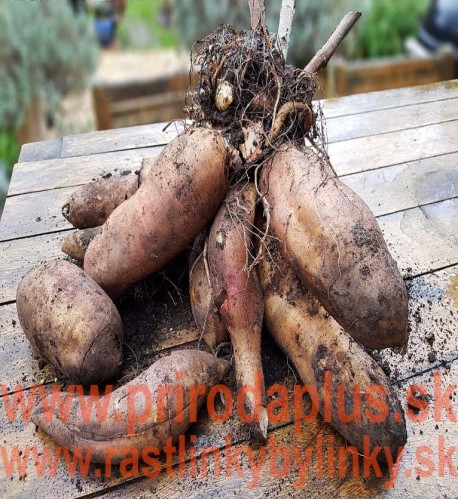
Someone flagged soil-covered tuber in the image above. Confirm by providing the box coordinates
[258,239,407,461]
[16,260,123,385]
[32,350,230,463]
[260,145,408,350]
[84,128,230,299]
[208,182,268,441]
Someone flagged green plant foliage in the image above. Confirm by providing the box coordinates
[118,0,178,49]
[350,0,430,59]
[0,130,19,177]
[172,0,430,64]
[0,129,20,217]
[0,0,99,130]
[172,0,362,67]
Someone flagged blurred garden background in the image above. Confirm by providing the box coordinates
[1,0,457,217]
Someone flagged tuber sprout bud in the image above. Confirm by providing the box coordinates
[215,81,234,112]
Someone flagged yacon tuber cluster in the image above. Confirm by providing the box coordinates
[16,2,408,470]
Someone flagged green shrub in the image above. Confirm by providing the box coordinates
[0,130,19,177]
[172,0,430,64]
[118,0,178,49]
[172,0,361,67]
[0,130,20,216]
[0,0,99,130]
[350,0,430,59]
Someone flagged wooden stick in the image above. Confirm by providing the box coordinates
[304,11,361,74]
[248,0,265,29]
[278,0,295,58]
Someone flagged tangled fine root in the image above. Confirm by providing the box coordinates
[186,24,322,161]
[185,22,334,271]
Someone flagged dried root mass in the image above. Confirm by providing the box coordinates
[187,24,320,158]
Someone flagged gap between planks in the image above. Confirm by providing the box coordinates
[11,83,458,171]
[3,150,458,242]
[8,119,458,199]
[1,197,457,305]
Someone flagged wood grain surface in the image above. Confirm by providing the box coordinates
[0,81,456,498]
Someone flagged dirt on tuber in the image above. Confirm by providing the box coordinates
[16,260,123,386]
[32,350,230,463]
[208,182,268,441]
[84,128,230,299]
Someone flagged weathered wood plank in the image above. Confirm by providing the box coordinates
[18,138,62,163]
[8,147,160,197]
[341,152,458,217]
[382,363,458,499]
[0,233,64,304]
[1,197,456,305]
[56,97,458,161]
[99,362,458,499]
[99,420,371,499]
[0,187,74,242]
[60,122,183,158]
[379,198,458,276]
[4,151,457,242]
[330,120,458,176]
[326,97,458,144]
[376,266,458,382]
[0,303,57,388]
[321,79,458,119]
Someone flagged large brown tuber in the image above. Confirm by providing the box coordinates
[16,260,123,385]
[32,350,230,463]
[260,145,408,350]
[258,239,407,461]
[84,128,230,299]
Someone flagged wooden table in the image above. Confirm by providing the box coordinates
[0,81,457,498]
